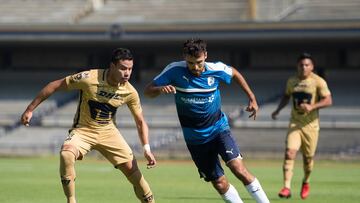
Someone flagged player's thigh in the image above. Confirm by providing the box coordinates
[300,126,319,157]
[61,129,96,159]
[216,130,242,164]
[286,127,302,151]
[95,129,133,167]
[187,141,224,182]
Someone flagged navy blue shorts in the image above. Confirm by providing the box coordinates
[186,130,242,182]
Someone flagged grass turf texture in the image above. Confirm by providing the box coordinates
[0,157,359,203]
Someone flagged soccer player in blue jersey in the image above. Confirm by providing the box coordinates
[144,39,270,203]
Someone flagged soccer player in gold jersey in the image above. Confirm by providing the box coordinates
[272,53,332,199]
[20,48,156,203]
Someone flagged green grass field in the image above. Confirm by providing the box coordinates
[0,156,359,203]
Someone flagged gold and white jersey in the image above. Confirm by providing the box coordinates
[65,69,142,131]
[285,72,331,128]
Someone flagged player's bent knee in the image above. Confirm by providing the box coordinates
[126,169,142,182]
[212,177,229,194]
[285,150,297,160]
[229,160,250,176]
[61,144,79,160]
[60,149,77,187]
[60,150,76,165]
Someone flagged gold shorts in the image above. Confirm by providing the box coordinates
[61,127,133,167]
[286,123,319,157]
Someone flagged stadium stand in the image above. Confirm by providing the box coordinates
[0,0,359,159]
[280,0,360,21]
[79,0,249,24]
[0,0,359,26]
[0,71,75,136]
[0,0,89,24]
[78,0,360,24]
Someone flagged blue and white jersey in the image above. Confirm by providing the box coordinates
[153,61,233,145]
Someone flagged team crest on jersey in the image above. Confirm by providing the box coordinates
[207,77,215,86]
[71,72,89,83]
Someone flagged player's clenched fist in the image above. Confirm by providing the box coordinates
[21,110,32,126]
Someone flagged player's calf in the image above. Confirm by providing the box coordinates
[60,149,77,202]
[126,169,155,203]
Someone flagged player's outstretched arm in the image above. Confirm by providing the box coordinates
[20,78,67,126]
[132,110,156,169]
[231,67,258,120]
[144,81,176,98]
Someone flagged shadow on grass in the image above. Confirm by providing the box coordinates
[162,196,258,201]
[163,195,283,202]
[162,196,219,201]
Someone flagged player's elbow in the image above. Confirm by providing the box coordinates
[323,95,333,107]
[48,78,67,91]
[327,96,333,107]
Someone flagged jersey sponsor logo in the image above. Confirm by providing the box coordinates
[180,94,215,104]
[207,76,215,86]
[97,90,123,100]
[294,83,308,91]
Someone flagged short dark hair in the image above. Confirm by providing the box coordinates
[111,48,133,64]
[183,38,207,57]
[297,52,315,65]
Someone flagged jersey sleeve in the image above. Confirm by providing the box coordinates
[153,63,174,86]
[317,77,331,97]
[126,90,143,116]
[207,62,232,84]
[285,78,292,96]
[65,70,91,90]
[217,62,233,84]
